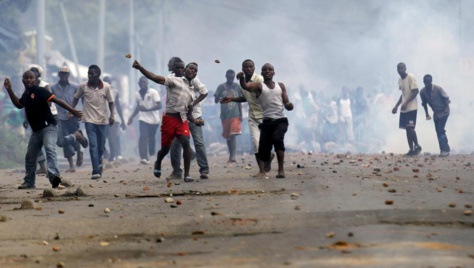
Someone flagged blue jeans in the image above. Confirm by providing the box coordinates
[57,119,81,158]
[24,125,60,186]
[170,120,209,175]
[85,123,108,175]
[434,115,450,152]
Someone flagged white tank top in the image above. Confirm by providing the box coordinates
[339,98,352,117]
[259,82,285,119]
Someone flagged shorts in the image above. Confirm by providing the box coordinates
[221,117,242,140]
[399,110,417,129]
[161,115,190,147]
[257,118,289,162]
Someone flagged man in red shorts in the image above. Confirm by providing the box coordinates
[132,60,196,182]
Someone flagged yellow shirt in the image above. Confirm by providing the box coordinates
[242,73,264,120]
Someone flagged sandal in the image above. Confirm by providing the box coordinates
[184,176,194,182]
[276,174,286,179]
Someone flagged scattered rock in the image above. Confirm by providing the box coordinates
[156,237,165,243]
[100,241,109,246]
[465,204,472,208]
[326,232,335,238]
[57,262,65,268]
[43,189,55,198]
[176,200,182,205]
[75,187,86,196]
[104,208,111,213]
[20,199,35,210]
[448,203,456,208]
[385,200,394,205]
[412,169,419,173]
[0,215,9,222]
[388,189,397,193]
[60,179,73,187]
[464,210,472,216]
[58,209,65,214]
[165,197,175,203]
[294,205,301,210]
[52,246,60,252]
[290,193,299,200]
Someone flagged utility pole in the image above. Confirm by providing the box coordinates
[98,0,106,70]
[36,0,46,71]
[129,0,136,105]
[59,2,82,81]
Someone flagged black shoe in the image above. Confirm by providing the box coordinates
[153,161,161,178]
[414,145,422,155]
[404,150,415,157]
[51,175,62,188]
[200,173,209,179]
[18,183,35,189]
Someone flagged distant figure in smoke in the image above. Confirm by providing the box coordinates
[420,74,450,157]
[103,76,126,162]
[351,86,369,142]
[214,69,243,164]
[392,62,422,156]
[128,76,162,165]
[220,59,273,177]
[338,86,354,143]
[238,63,294,179]
[3,72,83,189]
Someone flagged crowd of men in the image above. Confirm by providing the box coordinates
[1,59,450,189]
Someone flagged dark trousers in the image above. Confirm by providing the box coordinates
[257,118,289,162]
[434,115,450,152]
[138,121,159,160]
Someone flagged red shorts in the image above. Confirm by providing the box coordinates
[221,117,242,140]
[161,115,190,147]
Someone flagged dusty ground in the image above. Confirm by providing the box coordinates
[0,152,473,268]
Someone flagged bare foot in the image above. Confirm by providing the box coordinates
[276,171,285,178]
[253,172,267,178]
[65,168,76,173]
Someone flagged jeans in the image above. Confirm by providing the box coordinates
[85,123,108,175]
[57,119,81,158]
[107,122,122,161]
[434,115,450,152]
[24,125,60,186]
[170,120,209,175]
[138,121,159,160]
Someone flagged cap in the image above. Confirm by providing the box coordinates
[58,66,70,73]
[28,64,44,76]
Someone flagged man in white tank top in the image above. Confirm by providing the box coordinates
[238,63,294,179]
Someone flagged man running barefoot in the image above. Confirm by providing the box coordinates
[238,63,293,178]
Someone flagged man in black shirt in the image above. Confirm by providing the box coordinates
[3,71,83,189]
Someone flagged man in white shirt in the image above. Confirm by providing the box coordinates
[128,76,162,164]
[392,62,422,156]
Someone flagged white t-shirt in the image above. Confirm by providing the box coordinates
[135,88,161,124]
[339,98,352,117]
[40,80,57,115]
[398,73,418,112]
